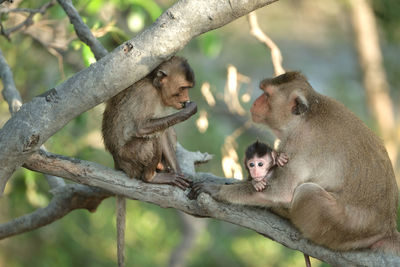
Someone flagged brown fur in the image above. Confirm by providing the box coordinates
[102,56,196,182]
[192,72,400,255]
[103,56,196,267]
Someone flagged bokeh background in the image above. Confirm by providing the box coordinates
[1,0,400,266]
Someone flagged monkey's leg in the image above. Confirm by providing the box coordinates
[137,102,197,137]
[290,183,384,251]
[161,128,181,173]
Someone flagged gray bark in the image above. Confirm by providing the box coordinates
[0,0,278,194]
[2,1,399,266]
[19,146,400,267]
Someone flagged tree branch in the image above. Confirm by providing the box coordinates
[349,0,398,168]
[248,11,285,76]
[57,0,108,60]
[0,0,278,195]
[0,0,56,39]
[20,147,400,266]
[1,44,107,234]
[0,48,22,115]
[0,184,109,239]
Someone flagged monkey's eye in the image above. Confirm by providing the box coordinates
[249,163,255,168]
[264,92,270,98]
[172,93,180,97]
[258,162,264,167]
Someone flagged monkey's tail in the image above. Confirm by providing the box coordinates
[116,195,126,267]
[371,231,400,256]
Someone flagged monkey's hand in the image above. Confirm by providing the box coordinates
[188,182,221,200]
[276,152,289,167]
[137,102,197,136]
[252,179,267,192]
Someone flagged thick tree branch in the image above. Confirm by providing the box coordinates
[57,0,108,60]
[21,148,400,267]
[0,0,278,194]
[1,45,108,232]
[0,184,109,239]
[0,47,65,189]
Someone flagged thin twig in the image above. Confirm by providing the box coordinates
[248,11,285,76]
[0,0,56,39]
[57,0,108,60]
[0,48,22,115]
[0,184,109,239]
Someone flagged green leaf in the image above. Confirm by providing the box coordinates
[82,43,96,67]
[86,0,103,14]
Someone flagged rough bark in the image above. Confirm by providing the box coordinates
[0,0,278,194]
[18,146,400,267]
[2,1,399,266]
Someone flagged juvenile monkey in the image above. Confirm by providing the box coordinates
[191,72,400,256]
[244,140,288,192]
[102,56,197,266]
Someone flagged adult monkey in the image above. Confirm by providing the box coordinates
[191,72,400,255]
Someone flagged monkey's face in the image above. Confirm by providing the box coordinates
[250,84,287,127]
[160,73,194,110]
[250,79,309,136]
[247,154,273,181]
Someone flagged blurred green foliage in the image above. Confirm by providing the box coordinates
[372,0,400,42]
[0,0,399,267]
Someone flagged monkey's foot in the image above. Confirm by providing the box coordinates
[156,162,165,171]
[151,172,191,190]
[188,182,221,200]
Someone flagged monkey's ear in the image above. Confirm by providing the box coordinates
[157,69,167,78]
[290,92,309,115]
[154,70,167,88]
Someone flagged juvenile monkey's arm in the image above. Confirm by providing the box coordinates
[137,102,197,137]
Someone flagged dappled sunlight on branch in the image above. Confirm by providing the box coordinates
[200,82,216,107]
[196,110,209,133]
[224,65,251,116]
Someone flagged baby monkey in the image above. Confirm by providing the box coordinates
[244,141,288,191]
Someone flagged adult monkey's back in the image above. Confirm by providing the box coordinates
[191,72,400,254]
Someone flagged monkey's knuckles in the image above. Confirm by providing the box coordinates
[188,182,218,200]
[173,176,191,190]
